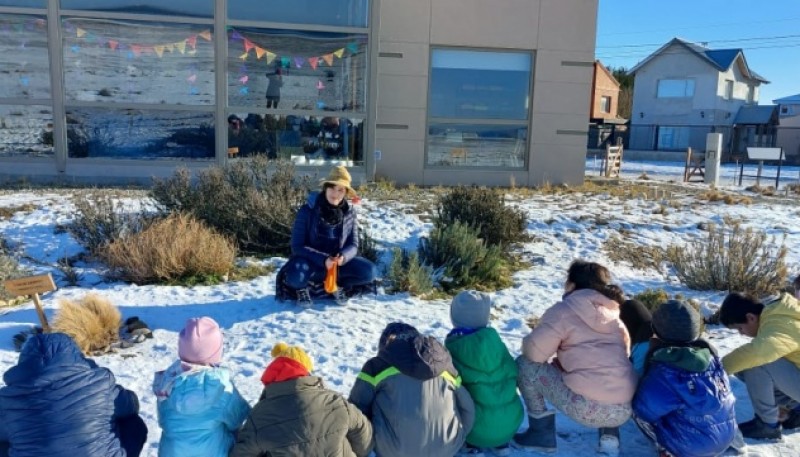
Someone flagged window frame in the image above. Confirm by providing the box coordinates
[425,46,534,170]
[656,78,695,99]
[600,95,611,114]
[724,79,734,100]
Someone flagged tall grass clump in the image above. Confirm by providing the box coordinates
[1,236,29,305]
[419,221,511,292]
[385,247,434,296]
[151,158,312,256]
[436,186,529,251]
[666,220,788,297]
[100,213,235,285]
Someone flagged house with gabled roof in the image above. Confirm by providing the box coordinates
[627,37,773,156]
[774,94,800,159]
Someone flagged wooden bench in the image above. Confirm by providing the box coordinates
[738,147,784,187]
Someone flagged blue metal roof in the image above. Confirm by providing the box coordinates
[773,94,800,104]
[734,105,778,124]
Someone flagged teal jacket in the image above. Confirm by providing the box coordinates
[154,363,250,457]
[446,327,524,448]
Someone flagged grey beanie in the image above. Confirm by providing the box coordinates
[652,300,703,343]
[450,290,492,329]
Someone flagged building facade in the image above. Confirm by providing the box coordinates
[0,0,598,186]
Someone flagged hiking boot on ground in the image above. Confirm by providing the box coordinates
[739,417,782,440]
[331,288,349,306]
[296,288,313,308]
[512,412,556,453]
[782,408,800,430]
[598,427,620,455]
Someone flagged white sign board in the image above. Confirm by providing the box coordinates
[747,147,784,161]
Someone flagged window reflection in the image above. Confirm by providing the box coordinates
[427,124,526,168]
[0,105,54,158]
[62,18,214,105]
[227,28,367,113]
[228,0,369,28]
[66,108,215,159]
[0,14,50,99]
[60,0,213,18]
[227,113,364,165]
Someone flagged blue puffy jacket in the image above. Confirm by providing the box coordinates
[291,191,358,267]
[633,345,736,457]
[154,361,250,457]
[0,333,141,457]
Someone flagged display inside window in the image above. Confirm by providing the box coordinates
[62,18,215,105]
[228,0,369,28]
[426,124,526,168]
[0,14,50,99]
[226,28,367,114]
[226,113,364,165]
[0,104,54,158]
[65,108,215,159]
[60,0,213,17]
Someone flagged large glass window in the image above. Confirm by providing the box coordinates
[62,18,214,105]
[657,126,690,150]
[65,108,215,159]
[427,49,531,168]
[0,105,54,158]
[226,28,367,113]
[228,0,369,28]
[0,0,45,7]
[60,0,213,18]
[657,79,695,98]
[0,14,50,99]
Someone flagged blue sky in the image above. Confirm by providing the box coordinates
[596,0,800,104]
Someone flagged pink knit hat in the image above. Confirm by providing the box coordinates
[178,317,223,365]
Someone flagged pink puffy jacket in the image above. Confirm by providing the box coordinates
[522,289,637,404]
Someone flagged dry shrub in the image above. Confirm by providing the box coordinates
[697,189,751,205]
[666,219,788,296]
[69,194,148,253]
[0,236,29,306]
[603,235,666,272]
[101,213,235,284]
[0,203,36,220]
[53,293,120,354]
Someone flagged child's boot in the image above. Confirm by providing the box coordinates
[597,427,620,455]
[512,411,556,453]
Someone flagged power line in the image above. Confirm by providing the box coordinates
[596,42,800,60]
[597,34,800,49]
[599,16,800,37]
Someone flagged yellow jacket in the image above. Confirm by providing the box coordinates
[722,293,800,374]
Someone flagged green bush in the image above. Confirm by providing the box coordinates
[151,158,312,256]
[419,221,511,292]
[632,288,670,311]
[358,227,380,265]
[666,220,788,297]
[435,186,528,250]
[385,247,434,296]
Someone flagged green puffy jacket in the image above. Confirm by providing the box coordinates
[446,327,524,448]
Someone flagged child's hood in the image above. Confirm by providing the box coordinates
[379,334,458,381]
[652,347,713,373]
[153,360,231,414]
[563,289,622,334]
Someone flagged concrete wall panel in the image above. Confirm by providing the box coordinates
[430,0,541,49]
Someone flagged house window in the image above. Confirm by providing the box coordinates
[724,80,734,100]
[657,79,694,98]
[781,106,789,115]
[228,0,369,27]
[657,126,690,150]
[747,85,755,104]
[600,96,611,113]
[427,48,532,168]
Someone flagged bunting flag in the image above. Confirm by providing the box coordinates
[154,45,165,57]
[70,45,80,53]
[239,86,249,95]
[199,29,212,41]
[239,75,248,84]
[265,51,276,64]
[346,42,359,53]
[174,40,186,54]
[186,74,197,83]
[308,57,318,70]
[239,52,249,60]
[316,80,325,90]
[108,40,118,50]
[231,30,243,40]
[187,48,197,55]
[322,53,334,66]
[293,56,304,68]
[280,56,290,68]
[333,48,345,58]
[190,86,199,95]
[76,27,86,38]
[243,38,255,52]
[20,76,29,86]
[255,46,265,59]
[186,35,197,49]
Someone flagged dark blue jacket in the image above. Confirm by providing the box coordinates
[0,333,141,457]
[291,191,358,267]
[633,346,736,457]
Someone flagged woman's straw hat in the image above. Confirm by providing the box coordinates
[320,165,357,198]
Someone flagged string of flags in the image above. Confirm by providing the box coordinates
[64,20,212,58]
[229,28,361,67]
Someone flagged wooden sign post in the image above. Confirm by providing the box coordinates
[2,274,57,332]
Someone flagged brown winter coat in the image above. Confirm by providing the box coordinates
[229,376,373,457]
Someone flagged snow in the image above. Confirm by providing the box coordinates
[2,160,800,456]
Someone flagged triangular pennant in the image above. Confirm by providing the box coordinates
[316,80,325,90]
[199,30,212,41]
[76,27,86,38]
[186,35,197,49]
[294,56,304,68]
[322,53,334,66]
[255,47,265,59]
[174,41,186,54]
[239,86,249,95]
[280,56,290,68]
[130,45,141,56]
[243,39,255,52]
[70,44,80,53]
[154,45,165,58]
[231,31,243,41]
[239,75,248,84]
[187,48,197,55]
[347,42,359,54]
[108,40,118,50]
[187,74,197,83]
[239,52,249,61]
[333,48,345,58]
[265,51,276,64]
[308,57,319,70]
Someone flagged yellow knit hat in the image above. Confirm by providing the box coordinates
[320,165,357,198]
[271,342,314,372]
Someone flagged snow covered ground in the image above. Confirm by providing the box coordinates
[1,159,800,456]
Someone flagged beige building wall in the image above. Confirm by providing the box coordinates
[375,0,599,186]
[591,62,620,120]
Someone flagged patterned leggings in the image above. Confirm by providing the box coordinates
[517,357,632,428]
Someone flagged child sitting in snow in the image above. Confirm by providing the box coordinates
[153,317,250,457]
[230,342,373,457]
[445,290,523,456]
[349,322,475,457]
[633,300,736,457]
